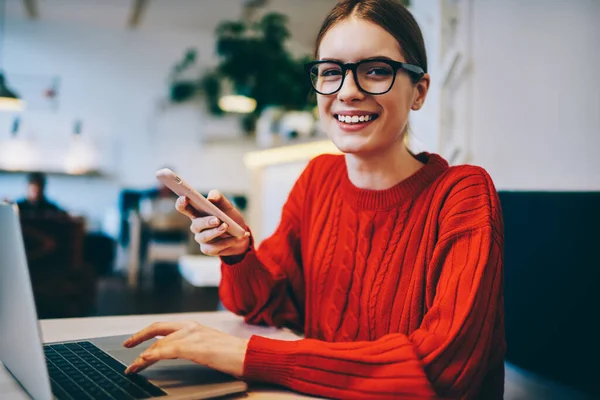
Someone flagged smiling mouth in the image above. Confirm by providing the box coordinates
[334,114,379,125]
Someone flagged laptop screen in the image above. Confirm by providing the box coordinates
[0,203,53,400]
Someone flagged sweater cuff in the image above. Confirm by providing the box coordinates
[220,249,260,285]
[243,335,298,386]
[220,233,255,266]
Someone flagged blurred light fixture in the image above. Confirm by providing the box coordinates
[218,79,257,114]
[65,119,97,174]
[0,116,34,170]
[218,94,257,114]
[0,0,24,111]
[0,74,24,111]
[243,139,340,169]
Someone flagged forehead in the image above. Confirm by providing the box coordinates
[318,17,404,62]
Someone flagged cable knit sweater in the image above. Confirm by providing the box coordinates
[220,152,505,399]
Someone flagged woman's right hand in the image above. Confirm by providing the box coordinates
[175,190,250,258]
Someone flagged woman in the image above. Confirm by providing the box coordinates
[123,0,505,398]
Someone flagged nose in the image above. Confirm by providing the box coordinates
[337,70,365,103]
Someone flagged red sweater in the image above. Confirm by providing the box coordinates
[220,153,505,399]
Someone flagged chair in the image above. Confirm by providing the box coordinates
[127,209,190,290]
[19,213,98,319]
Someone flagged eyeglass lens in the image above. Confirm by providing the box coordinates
[309,61,396,95]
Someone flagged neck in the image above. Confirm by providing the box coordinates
[344,137,423,190]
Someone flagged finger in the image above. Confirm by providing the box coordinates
[125,334,170,374]
[190,216,221,235]
[126,330,190,375]
[175,197,200,220]
[125,343,181,374]
[125,358,157,374]
[199,235,241,256]
[143,343,180,361]
[143,324,192,352]
[122,322,189,348]
[207,190,235,214]
[196,223,228,243]
[124,340,162,374]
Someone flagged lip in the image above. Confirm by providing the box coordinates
[333,110,378,116]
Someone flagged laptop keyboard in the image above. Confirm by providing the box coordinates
[44,341,166,399]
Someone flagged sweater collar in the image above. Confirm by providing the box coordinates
[339,152,449,210]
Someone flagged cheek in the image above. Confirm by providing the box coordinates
[317,95,332,117]
[381,86,412,122]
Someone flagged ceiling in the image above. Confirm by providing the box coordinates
[5,0,338,47]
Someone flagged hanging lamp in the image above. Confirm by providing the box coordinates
[0,0,24,111]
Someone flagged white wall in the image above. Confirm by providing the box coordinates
[471,0,600,190]
[3,0,598,233]
[0,21,229,182]
[0,17,301,228]
[257,160,308,242]
[408,0,442,154]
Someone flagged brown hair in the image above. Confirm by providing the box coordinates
[27,172,47,189]
[314,0,427,75]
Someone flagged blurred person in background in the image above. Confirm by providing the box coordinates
[138,167,190,239]
[123,0,505,399]
[16,172,67,216]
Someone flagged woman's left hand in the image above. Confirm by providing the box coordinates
[122,321,249,377]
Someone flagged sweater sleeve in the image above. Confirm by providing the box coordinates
[218,159,316,331]
[242,172,505,399]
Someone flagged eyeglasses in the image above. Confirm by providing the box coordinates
[304,58,425,96]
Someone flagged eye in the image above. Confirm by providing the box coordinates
[367,67,393,76]
[320,68,342,77]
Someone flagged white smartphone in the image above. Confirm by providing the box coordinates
[155,168,247,238]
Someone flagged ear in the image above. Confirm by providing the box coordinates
[411,73,430,111]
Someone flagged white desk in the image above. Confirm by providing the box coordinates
[0,311,318,399]
[1,312,587,400]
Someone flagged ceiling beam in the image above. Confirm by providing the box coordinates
[128,0,149,28]
[242,0,268,21]
[22,0,39,19]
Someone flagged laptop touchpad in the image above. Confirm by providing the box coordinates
[107,348,238,387]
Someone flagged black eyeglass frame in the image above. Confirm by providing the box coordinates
[304,58,425,96]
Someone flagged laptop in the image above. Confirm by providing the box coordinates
[0,202,248,399]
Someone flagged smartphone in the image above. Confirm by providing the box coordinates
[155,168,247,238]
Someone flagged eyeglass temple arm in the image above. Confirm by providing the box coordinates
[400,62,425,77]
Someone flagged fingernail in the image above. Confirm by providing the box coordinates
[210,217,219,226]
[220,223,228,231]
[125,365,134,374]
[123,338,131,347]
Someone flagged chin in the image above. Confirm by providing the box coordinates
[329,135,374,155]
[324,123,373,154]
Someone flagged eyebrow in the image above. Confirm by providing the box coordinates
[319,55,396,62]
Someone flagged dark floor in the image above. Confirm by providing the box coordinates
[92,263,221,317]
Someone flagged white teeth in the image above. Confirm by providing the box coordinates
[337,114,374,124]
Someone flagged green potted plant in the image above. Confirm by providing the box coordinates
[168,12,316,134]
